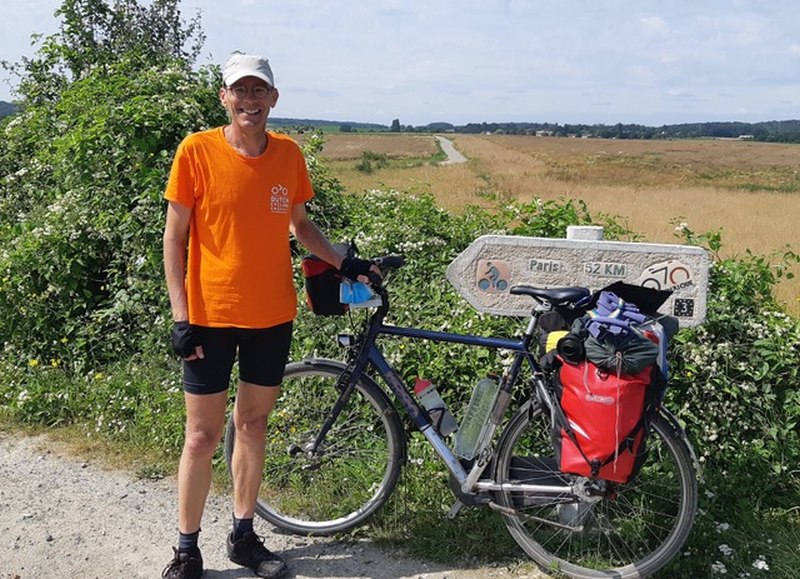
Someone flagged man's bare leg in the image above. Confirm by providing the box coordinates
[231,381,280,519]
[177,390,228,534]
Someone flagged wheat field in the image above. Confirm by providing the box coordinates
[317,133,800,314]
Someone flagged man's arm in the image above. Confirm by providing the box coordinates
[289,203,346,268]
[290,203,380,282]
[163,200,193,322]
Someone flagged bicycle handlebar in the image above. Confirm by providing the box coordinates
[369,254,405,288]
[373,254,405,270]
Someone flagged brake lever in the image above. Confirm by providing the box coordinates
[369,255,404,289]
[373,255,405,269]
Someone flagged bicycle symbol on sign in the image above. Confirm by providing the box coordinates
[477,260,510,292]
[639,259,693,292]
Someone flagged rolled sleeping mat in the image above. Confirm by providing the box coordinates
[556,333,585,364]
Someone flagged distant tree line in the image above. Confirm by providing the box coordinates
[2,97,798,142]
[396,119,800,143]
[268,117,386,133]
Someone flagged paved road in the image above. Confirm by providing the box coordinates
[435,136,468,164]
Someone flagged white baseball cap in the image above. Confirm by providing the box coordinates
[222,53,274,87]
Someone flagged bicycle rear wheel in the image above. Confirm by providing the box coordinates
[493,401,697,579]
[224,359,405,535]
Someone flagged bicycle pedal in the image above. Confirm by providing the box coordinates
[446,500,464,519]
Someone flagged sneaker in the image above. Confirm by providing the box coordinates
[162,547,203,579]
[227,531,287,579]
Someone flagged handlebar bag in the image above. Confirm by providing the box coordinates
[552,359,654,483]
[301,255,348,316]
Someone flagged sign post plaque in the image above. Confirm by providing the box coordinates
[446,229,710,327]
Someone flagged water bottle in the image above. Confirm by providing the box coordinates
[414,378,458,436]
[455,376,500,460]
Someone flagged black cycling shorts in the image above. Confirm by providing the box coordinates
[182,322,293,395]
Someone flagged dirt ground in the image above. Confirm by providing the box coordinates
[0,432,543,579]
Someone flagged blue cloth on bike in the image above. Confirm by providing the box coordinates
[585,291,647,343]
[339,280,380,306]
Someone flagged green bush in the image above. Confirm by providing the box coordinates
[501,196,642,241]
[0,0,226,371]
[668,227,800,502]
[662,227,800,578]
[0,62,225,372]
[354,150,390,174]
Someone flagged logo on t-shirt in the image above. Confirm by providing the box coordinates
[270,184,289,213]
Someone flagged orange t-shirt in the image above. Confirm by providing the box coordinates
[164,128,314,328]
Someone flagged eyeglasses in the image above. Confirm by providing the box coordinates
[226,84,272,99]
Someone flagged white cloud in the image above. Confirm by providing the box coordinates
[1,0,798,125]
[666,89,696,99]
[641,15,670,39]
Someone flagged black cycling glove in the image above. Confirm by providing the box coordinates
[171,321,198,358]
[339,256,374,281]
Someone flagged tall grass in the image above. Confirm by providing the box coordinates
[326,133,800,315]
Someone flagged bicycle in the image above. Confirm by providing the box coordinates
[223,255,699,579]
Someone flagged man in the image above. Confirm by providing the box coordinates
[161,52,377,579]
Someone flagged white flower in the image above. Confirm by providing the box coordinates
[752,558,769,571]
[715,522,730,533]
[718,544,734,557]
[712,560,728,574]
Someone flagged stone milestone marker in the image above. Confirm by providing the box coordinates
[446,227,710,327]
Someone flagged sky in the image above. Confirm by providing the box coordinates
[1,0,798,127]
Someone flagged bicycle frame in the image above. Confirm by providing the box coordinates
[372,323,532,488]
[312,291,575,502]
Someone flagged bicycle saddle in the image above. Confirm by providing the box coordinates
[510,285,591,307]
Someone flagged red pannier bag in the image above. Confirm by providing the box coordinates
[553,358,653,483]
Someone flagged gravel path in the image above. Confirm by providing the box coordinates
[0,432,540,579]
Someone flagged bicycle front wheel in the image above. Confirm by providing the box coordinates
[224,359,406,535]
[493,401,697,579]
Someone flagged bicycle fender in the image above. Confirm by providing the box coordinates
[659,406,703,483]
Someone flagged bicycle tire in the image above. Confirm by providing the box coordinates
[493,400,697,579]
[223,359,406,535]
